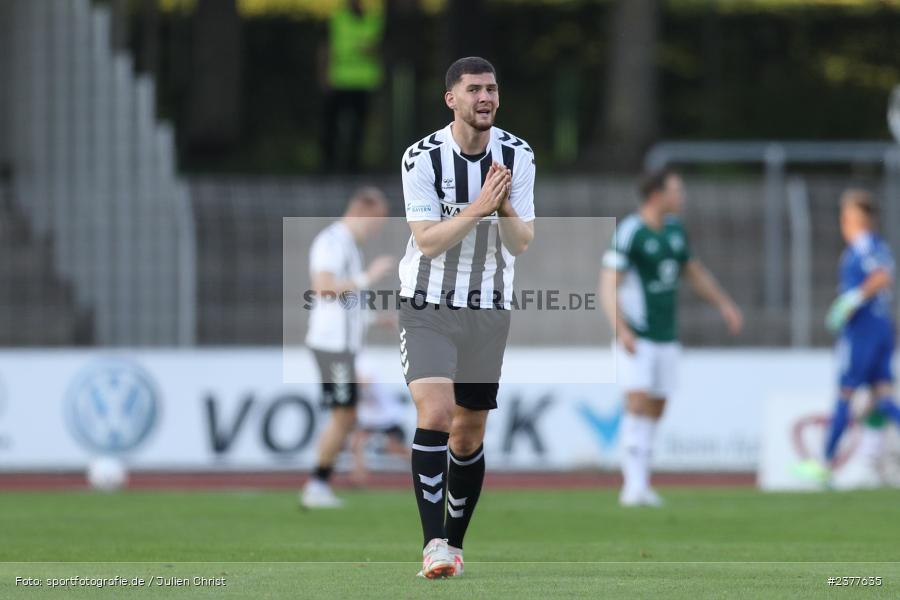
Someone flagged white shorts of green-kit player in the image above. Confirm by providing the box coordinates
[615,337,681,507]
[616,337,681,398]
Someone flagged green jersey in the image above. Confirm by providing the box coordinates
[603,213,691,342]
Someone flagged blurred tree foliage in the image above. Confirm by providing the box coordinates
[132,0,900,173]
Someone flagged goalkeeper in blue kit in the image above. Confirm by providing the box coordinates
[804,190,900,482]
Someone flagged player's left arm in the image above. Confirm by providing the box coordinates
[497,153,535,256]
[826,245,894,333]
[683,259,743,335]
[859,268,893,297]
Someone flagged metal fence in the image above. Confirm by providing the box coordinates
[190,173,850,348]
[648,141,900,347]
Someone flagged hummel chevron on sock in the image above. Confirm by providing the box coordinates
[445,444,485,549]
[411,428,449,547]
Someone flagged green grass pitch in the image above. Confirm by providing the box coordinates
[2,487,899,599]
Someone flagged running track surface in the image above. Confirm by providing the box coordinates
[0,471,755,491]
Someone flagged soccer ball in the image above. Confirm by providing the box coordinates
[86,457,128,491]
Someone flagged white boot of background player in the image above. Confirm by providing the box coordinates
[300,478,344,509]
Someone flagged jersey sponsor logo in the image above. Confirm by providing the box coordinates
[406,203,432,215]
[659,259,679,284]
[439,199,499,220]
[440,199,467,217]
[647,259,680,293]
[441,177,455,190]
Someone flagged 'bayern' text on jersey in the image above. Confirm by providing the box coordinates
[840,232,895,331]
[399,123,536,309]
[603,213,691,342]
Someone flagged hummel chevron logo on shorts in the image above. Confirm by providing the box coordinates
[400,328,410,375]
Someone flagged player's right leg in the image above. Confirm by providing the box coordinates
[823,335,870,472]
[302,405,356,507]
[409,379,456,579]
[824,387,855,468]
[399,299,461,579]
[302,351,358,508]
[617,338,660,506]
[636,342,680,506]
[796,334,869,485]
[871,329,900,427]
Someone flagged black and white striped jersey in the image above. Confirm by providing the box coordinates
[399,123,536,309]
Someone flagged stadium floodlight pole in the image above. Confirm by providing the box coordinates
[786,176,812,348]
[888,85,900,326]
[763,143,786,312]
[889,85,900,145]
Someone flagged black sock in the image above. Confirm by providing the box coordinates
[314,465,333,482]
[411,428,449,547]
[445,444,485,550]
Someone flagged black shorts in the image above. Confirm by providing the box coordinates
[312,350,358,408]
[398,298,511,410]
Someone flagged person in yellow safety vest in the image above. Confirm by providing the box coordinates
[319,0,385,173]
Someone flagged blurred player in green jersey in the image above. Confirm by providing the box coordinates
[601,169,743,506]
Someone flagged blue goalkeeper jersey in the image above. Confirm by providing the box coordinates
[839,232,894,333]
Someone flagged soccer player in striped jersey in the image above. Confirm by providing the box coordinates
[600,169,743,507]
[398,57,535,578]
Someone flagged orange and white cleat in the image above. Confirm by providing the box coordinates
[418,538,456,579]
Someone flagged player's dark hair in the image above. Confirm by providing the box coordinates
[445,57,497,91]
[638,168,678,202]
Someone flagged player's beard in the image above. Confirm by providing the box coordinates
[463,106,495,132]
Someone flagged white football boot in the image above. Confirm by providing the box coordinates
[417,538,456,579]
[619,487,644,507]
[300,479,344,509]
[620,487,664,508]
[641,487,665,507]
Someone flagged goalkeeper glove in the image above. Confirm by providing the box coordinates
[825,288,864,334]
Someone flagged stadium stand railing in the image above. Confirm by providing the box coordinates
[3,0,195,346]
